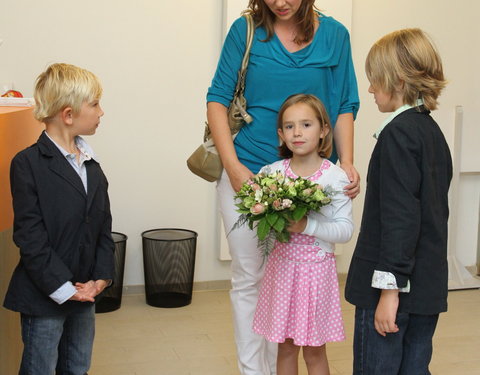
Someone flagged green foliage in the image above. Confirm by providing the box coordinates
[232,171,336,257]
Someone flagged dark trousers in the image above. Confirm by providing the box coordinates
[353,307,439,375]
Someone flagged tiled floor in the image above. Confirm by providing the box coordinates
[92,284,480,375]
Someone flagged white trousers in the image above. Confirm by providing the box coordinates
[217,170,277,375]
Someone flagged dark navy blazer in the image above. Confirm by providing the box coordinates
[4,131,114,316]
[345,108,452,315]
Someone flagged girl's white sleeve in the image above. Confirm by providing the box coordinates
[302,174,354,244]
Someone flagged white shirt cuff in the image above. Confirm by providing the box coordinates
[49,281,77,304]
[371,270,410,293]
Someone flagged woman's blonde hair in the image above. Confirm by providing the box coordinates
[33,63,103,123]
[277,94,333,159]
[247,0,318,44]
[365,28,446,110]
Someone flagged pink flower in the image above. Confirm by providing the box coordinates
[250,203,265,215]
[272,199,282,210]
[282,199,292,208]
[303,188,312,196]
[251,183,261,191]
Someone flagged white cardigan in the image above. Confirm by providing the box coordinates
[260,159,354,254]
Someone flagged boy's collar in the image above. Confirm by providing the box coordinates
[373,99,424,139]
[43,131,98,161]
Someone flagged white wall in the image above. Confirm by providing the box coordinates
[1,0,478,286]
[342,0,480,273]
[0,0,231,285]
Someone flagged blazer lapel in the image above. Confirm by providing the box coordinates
[86,160,101,212]
[49,157,87,198]
[38,132,87,198]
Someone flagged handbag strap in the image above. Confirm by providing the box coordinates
[233,13,254,98]
[204,13,255,143]
[231,13,255,124]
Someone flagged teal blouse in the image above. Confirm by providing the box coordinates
[207,14,359,173]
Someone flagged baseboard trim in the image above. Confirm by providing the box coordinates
[122,273,348,295]
[121,280,232,295]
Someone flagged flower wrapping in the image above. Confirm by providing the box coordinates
[232,171,335,257]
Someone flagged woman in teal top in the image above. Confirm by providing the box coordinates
[207,1,359,374]
[208,11,359,175]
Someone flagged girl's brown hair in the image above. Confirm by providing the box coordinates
[277,94,333,159]
[246,0,318,45]
[365,28,447,110]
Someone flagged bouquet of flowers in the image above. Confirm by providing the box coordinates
[232,171,335,257]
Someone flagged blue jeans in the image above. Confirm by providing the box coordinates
[19,305,95,375]
[353,307,439,375]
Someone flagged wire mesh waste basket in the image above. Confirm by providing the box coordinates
[95,232,127,313]
[141,228,198,308]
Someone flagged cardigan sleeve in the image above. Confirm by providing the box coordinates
[302,169,354,244]
[375,122,422,288]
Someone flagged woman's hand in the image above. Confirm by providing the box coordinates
[226,162,254,192]
[333,113,360,199]
[340,162,360,199]
[207,102,253,191]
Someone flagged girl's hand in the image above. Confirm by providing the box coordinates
[226,162,254,192]
[374,289,400,336]
[340,163,360,199]
[287,217,307,233]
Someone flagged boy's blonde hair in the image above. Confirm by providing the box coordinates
[277,94,333,159]
[33,63,102,123]
[365,28,446,110]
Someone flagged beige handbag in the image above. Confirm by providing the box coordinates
[187,13,254,182]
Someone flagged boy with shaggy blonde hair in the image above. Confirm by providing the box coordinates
[4,63,114,375]
[345,29,451,374]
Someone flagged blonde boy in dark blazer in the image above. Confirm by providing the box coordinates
[345,29,452,375]
[3,63,114,375]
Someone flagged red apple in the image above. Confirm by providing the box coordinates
[1,90,23,98]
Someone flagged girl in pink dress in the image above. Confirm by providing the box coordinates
[253,94,354,375]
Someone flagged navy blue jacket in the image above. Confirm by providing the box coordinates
[345,108,452,315]
[4,131,114,316]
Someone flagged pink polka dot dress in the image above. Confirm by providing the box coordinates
[253,159,351,347]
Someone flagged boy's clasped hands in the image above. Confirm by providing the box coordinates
[71,279,109,302]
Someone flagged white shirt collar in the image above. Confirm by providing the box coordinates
[373,99,424,139]
[44,132,97,161]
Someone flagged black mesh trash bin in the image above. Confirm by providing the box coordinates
[141,228,197,308]
[95,232,127,313]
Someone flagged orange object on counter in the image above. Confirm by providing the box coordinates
[0,107,43,231]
